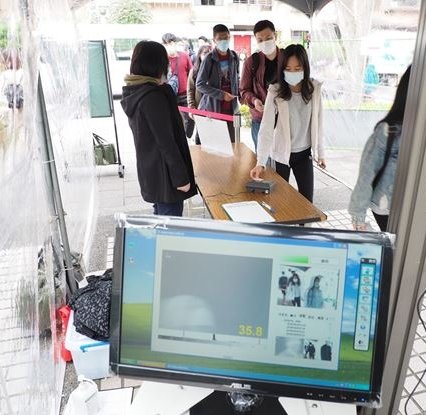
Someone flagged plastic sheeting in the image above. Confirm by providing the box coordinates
[0,0,97,414]
[0,0,419,413]
[309,0,417,149]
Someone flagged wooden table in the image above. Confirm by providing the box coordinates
[190,143,327,224]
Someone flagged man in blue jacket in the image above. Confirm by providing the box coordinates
[196,24,239,143]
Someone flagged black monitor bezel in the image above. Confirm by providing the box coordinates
[110,215,393,407]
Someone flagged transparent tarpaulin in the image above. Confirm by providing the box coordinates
[308,0,418,150]
[38,2,98,264]
[0,0,97,413]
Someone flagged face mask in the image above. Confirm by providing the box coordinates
[166,44,177,55]
[216,40,229,53]
[284,70,304,86]
[258,39,276,56]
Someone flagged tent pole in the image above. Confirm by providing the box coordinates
[37,74,78,295]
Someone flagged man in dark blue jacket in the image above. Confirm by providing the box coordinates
[196,24,239,143]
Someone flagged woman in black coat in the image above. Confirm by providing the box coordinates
[121,41,197,216]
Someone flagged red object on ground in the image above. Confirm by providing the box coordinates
[58,305,73,362]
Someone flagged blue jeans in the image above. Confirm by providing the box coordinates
[251,120,261,151]
[153,201,184,217]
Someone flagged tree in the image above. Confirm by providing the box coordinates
[107,0,152,24]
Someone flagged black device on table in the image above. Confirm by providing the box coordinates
[246,180,275,194]
[110,215,392,414]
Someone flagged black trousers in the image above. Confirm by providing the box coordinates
[275,147,313,202]
[177,94,195,139]
[372,212,388,231]
[153,201,184,217]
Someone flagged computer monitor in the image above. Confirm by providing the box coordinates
[110,215,392,413]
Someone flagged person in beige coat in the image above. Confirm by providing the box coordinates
[250,44,325,202]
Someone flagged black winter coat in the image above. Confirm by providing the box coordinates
[121,82,197,203]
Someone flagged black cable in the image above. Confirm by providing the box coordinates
[404,287,426,415]
[204,190,251,199]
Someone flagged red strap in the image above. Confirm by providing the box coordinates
[178,106,234,122]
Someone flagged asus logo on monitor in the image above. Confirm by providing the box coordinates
[230,383,252,390]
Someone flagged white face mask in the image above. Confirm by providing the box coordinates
[166,44,177,55]
[258,39,276,56]
[216,40,229,53]
[284,70,304,86]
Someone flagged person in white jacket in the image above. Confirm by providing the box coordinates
[250,44,326,202]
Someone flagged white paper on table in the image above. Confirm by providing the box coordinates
[194,115,234,157]
[127,381,214,415]
[222,201,276,223]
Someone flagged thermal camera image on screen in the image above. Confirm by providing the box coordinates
[119,226,385,393]
[157,250,272,337]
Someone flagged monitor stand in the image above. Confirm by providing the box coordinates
[128,381,357,415]
[190,391,287,415]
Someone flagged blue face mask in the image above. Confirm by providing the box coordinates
[216,40,230,53]
[284,70,304,86]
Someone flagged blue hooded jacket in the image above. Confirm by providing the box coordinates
[348,122,401,224]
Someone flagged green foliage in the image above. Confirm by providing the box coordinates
[113,38,141,54]
[239,104,252,128]
[107,0,152,24]
[0,24,7,49]
[0,22,22,51]
[324,99,391,111]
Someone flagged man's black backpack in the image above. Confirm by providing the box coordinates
[251,52,260,77]
[167,53,180,95]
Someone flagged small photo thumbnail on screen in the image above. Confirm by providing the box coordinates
[277,267,339,310]
[275,337,333,361]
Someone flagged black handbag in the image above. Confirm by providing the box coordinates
[93,133,118,165]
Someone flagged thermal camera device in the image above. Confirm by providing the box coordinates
[246,180,275,194]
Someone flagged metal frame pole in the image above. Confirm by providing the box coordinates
[102,40,124,178]
[363,3,426,414]
[37,74,78,294]
[233,112,241,143]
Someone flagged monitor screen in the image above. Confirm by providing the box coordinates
[110,215,392,408]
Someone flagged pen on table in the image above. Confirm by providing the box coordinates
[260,201,275,213]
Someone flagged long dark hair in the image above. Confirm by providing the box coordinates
[310,276,321,290]
[277,44,314,104]
[290,273,301,286]
[193,45,211,80]
[130,41,169,78]
[377,65,411,128]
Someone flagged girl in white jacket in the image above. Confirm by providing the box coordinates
[250,44,326,202]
